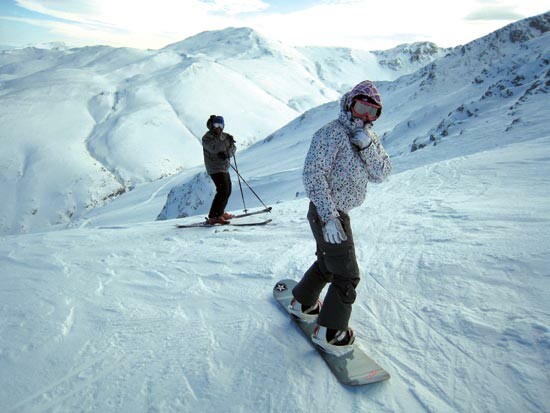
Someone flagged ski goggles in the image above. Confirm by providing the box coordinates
[213,123,224,129]
[351,98,381,121]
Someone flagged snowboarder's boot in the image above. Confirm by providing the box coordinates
[312,325,355,356]
[288,297,321,321]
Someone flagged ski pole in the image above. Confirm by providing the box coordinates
[233,153,248,213]
[229,162,269,210]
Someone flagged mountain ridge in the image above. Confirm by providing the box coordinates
[153,12,549,221]
[1,14,548,235]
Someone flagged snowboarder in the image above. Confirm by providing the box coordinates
[202,115,237,225]
[288,80,392,354]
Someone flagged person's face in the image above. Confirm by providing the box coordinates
[213,122,224,135]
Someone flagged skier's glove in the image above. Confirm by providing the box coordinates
[350,127,373,150]
[226,134,236,144]
[323,218,348,244]
[217,151,228,160]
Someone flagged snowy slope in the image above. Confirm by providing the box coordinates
[1,13,550,413]
[376,12,550,167]
[155,12,549,222]
[1,134,549,413]
[0,28,442,236]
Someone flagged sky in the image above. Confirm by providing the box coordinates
[0,0,549,50]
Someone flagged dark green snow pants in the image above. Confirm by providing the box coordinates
[292,202,360,330]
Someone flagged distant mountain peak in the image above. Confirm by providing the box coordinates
[163,27,283,59]
[453,10,549,54]
[372,41,446,71]
[494,11,549,43]
[24,41,71,51]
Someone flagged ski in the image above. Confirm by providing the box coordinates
[176,218,272,229]
[227,218,272,227]
[232,207,272,219]
[175,207,272,228]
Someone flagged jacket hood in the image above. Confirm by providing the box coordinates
[346,80,382,109]
[338,80,382,130]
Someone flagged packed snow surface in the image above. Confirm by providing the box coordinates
[1,133,549,412]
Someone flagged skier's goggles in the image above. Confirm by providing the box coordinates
[351,98,381,121]
[213,122,224,128]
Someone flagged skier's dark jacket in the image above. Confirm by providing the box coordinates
[201,123,236,175]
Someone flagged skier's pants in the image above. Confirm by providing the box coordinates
[292,202,360,331]
[208,172,232,218]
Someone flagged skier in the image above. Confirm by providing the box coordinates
[202,115,237,225]
[288,80,392,354]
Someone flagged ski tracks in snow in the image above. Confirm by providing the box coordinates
[3,135,550,413]
[9,340,126,413]
[350,151,550,412]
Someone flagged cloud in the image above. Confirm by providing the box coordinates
[244,0,473,49]
[15,0,269,21]
[463,0,550,22]
[465,6,524,21]
[203,0,270,15]
[14,0,99,23]
[7,0,548,50]
[11,1,243,47]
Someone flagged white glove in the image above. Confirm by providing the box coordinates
[322,218,348,244]
[350,127,373,150]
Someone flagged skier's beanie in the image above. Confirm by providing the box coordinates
[206,114,216,129]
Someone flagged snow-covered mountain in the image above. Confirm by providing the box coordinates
[372,41,444,72]
[156,12,549,221]
[377,11,550,170]
[0,27,442,236]
[1,12,549,413]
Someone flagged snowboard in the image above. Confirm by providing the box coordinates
[273,278,390,386]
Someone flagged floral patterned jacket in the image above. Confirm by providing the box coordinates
[303,93,392,223]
